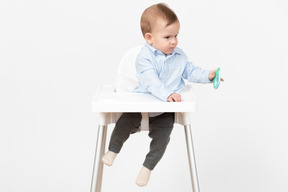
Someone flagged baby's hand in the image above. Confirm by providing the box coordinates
[209,68,224,81]
[168,93,181,102]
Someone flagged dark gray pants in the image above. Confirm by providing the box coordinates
[108,112,175,170]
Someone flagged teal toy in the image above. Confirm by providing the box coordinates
[213,68,221,89]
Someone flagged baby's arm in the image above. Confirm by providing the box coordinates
[136,57,174,101]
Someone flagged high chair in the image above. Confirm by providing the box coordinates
[90,46,201,192]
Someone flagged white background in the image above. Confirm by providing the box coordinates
[1,0,287,192]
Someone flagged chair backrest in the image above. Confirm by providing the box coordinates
[113,46,143,92]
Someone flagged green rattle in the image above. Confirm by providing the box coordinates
[213,68,221,89]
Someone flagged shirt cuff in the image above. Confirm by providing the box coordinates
[158,89,174,102]
[204,70,213,83]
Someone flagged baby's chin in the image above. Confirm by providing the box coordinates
[164,50,173,55]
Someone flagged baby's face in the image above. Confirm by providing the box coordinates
[147,19,180,55]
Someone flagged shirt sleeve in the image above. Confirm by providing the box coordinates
[135,56,173,101]
[181,53,212,83]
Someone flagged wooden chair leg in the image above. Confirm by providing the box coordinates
[90,125,108,192]
[184,125,200,192]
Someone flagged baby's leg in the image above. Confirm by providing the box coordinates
[136,113,174,186]
[102,113,141,166]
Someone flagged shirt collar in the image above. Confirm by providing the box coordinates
[145,42,180,57]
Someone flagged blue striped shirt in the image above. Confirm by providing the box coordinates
[134,43,211,101]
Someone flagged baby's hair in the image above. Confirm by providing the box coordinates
[140,3,178,37]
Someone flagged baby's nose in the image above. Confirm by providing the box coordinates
[171,38,177,45]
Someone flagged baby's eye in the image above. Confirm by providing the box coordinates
[165,36,170,39]
[175,34,178,38]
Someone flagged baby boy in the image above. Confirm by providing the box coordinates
[102,3,222,187]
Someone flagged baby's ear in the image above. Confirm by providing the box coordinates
[144,33,153,44]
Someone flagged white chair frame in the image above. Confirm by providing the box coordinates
[90,46,201,192]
